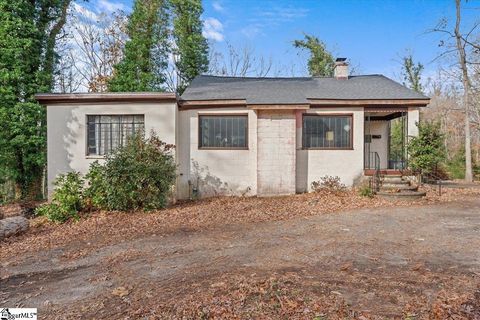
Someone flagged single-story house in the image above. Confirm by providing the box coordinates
[36,59,430,199]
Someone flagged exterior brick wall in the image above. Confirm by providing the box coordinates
[257,110,296,196]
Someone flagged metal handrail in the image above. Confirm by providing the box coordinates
[369,151,381,192]
[420,170,443,196]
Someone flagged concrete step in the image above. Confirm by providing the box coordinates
[376,190,426,201]
[382,176,406,183]
[381,181,411,188]
[379,184,418,192]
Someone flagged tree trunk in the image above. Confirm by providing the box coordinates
[454,0,473,182]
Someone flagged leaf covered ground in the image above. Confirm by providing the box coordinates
[1,185,480,319]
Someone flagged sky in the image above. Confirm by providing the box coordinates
[80,0,480,81]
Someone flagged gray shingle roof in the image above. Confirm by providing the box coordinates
[181,75,429,104]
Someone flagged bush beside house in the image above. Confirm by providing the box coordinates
[36,133,176,223]
[407,121,446,175]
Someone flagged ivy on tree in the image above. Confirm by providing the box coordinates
[401,55,424,93]
[170,0,209,94]
[108,0,170,92]
[293,33,335,77]
[0,0,70,199]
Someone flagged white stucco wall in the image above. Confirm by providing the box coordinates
[296,107,365,192]
[408,107,420,137]
[176,108,257,199]
[367,121,389,169]
[47,101,422,199]
[46,101,176,196]
[257,110,296,196]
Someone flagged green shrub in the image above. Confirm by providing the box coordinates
[358,185,374,198]
[85,133,176,211]
[446,149,480,180]
[407,121,446,173]
[36,172,84,222]
[446,150,465,179]
[84,161,108,210]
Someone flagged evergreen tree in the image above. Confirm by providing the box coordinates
[108,0,170,92]
[0,0,70,199]
[401,55,424,93]
[408,121,446,173]
[293,33,335,77]
[170,0,209,93]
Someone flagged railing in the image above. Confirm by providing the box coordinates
[420,170,443,196]
[368,152,381,192]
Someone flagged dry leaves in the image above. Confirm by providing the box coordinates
[1,186,479,261]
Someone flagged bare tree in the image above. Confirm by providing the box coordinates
[454,0,474,181]
[55,6,128,92]
[208,43,273,77]
[430,0,480,181]
[54,31,83,93]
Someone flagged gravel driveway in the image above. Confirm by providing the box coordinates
[1,198,480,318]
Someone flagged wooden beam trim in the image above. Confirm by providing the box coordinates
[179,99,247,107]
[248,104,310,110]
[35,93,177,104]
[308,99,430,106]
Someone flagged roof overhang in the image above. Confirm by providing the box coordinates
[178,99,247,109]
[308,98,430,107]
[248,104,310,110]
[179,98,430,109]
[35,92,177,104]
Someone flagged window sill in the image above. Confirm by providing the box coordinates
[86,155,106,159]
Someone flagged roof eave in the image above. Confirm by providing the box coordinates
[308,98,430,107]
[35,92,177,104]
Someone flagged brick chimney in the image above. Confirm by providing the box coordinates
[334,58,348,79]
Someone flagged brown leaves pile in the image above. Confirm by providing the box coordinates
[1,186,479,260]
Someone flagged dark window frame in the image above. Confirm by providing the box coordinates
[302,113,354,150]
[198,114,249,150]
[86,114,145,156]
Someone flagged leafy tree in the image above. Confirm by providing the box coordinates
[408,121,446,173]
[401,55,424,93]
[108,0,170,92]
[0,0,70,199]
[170,0,209,93]
[389,118,405,163]
[293,33,335,77]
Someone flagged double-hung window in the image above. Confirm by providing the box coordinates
[303,114,353,149]
[87,115,145,156]
[199,115,248,149]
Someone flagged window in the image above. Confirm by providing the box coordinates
[303,114,353,149]
[199,115,248,149]
[87,115,145,156]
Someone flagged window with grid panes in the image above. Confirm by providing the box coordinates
[302,115,353,149]
[199,115,248,149]
[87,115,145,155]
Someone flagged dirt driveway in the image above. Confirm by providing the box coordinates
[1,197,480,319]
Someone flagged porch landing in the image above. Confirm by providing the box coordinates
[364,169,411,176]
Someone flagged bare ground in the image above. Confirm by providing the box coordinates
[1,190,480,319]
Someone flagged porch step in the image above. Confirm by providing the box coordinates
[380,184,418,192]
[371,173,426,201]
[376,190,427,201]
[382,176,407,184]
[364,169,407,176]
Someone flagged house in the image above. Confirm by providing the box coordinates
[36,59,430,199]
